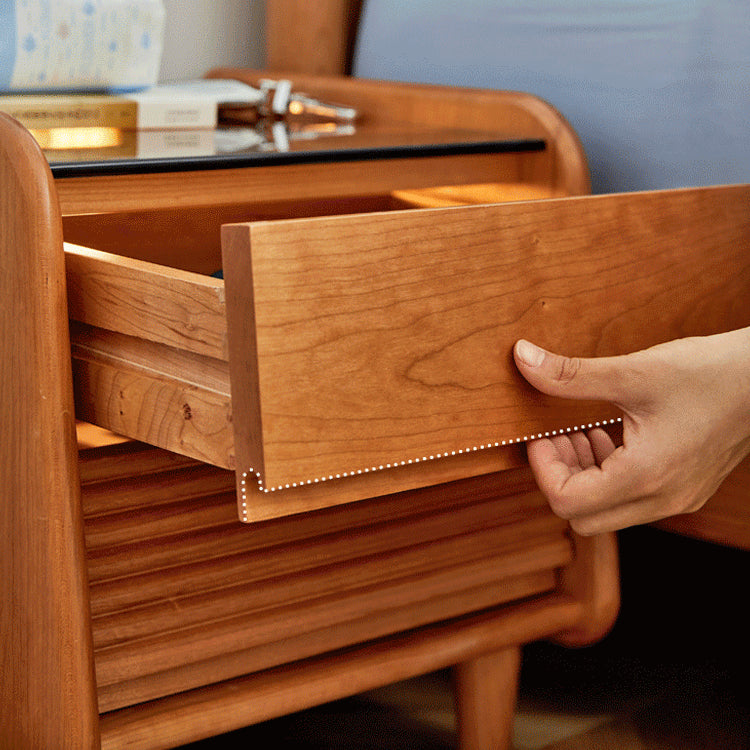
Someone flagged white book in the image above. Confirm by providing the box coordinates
[1,79,267,131]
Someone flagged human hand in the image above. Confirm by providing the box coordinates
[513,328,750,535]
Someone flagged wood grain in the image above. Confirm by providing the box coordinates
[0,114,100,745]
[454,646,522,750]
[66,243,227,360]
[223,185,750,502]
[208,69,591,198]
[70,323,234,468]
[265,0,363,75]
[98,594,581,750]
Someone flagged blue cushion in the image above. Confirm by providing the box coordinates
[353,0,750,193]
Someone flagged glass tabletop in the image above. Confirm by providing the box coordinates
[44,120,545,178]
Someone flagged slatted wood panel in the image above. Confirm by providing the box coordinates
[79,442,571,715]
[98,595,582,750]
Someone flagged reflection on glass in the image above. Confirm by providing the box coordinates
[34,121,362,163]
[29,126,125,150]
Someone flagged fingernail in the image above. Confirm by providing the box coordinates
[516,340,545,367]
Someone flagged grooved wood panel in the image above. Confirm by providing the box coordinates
[98,594,582,750]
[79,444,571,712]
[222,185,750,505]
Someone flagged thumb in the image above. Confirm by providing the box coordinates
[514,339,630,404]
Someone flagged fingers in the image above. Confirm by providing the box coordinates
[568,431,597,469]
[527,428,615,477]
[514,339,632,405]
[587,427,617,464]
[568,497,668,536]
[514,339,664,533]
[527,430,629,520]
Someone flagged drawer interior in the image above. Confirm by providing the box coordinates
[62,183,543,275]
[64,193,414,275]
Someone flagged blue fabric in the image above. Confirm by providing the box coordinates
[353,0,750,193]
[0,2,17,91]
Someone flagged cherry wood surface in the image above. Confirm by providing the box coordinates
[97,594,581,750]
[10,59,711,748]
[0,0,733,742]
[260,5,750,553]
[0,114,100,746]
[82,449,570,712]
[454,646,522,750]
[222,185,750,515]
[265,0,364,76]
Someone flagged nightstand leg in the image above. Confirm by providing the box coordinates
[453,645,521,750]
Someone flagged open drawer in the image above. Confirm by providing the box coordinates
[66,184,750,521]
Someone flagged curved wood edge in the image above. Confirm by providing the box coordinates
[553,531,621,647]
[207,68,591,198]
[0,113,100,746]
[265,0,364,75]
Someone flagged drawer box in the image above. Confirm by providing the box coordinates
[66,184,750,521]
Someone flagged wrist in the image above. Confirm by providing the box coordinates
[717,326,750,432]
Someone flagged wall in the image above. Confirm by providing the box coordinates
[159,0,265,81]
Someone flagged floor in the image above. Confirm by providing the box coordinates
[180,527,749,749]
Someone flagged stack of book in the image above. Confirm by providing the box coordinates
[0,78,358,162]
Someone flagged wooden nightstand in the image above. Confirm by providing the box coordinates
[2,72,747,749]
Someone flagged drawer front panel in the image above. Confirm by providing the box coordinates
[222,185,750,519]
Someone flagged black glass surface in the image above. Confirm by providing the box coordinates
[44,121,545,178]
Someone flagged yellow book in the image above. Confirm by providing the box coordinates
[1,93,139,129]
[0,83,229,130]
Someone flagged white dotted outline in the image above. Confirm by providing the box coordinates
[238,417,623,520]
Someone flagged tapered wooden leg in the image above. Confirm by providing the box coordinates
[453,645,522,750]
